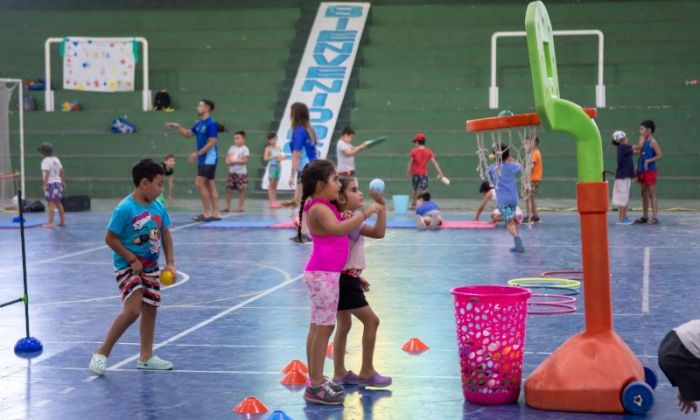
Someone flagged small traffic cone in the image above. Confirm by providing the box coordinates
[282,359,308,374]
[280,369,308,386]
[267,410,293,420]
[326,343,347,359]
[232,396,269,415]
[402,338,429,353]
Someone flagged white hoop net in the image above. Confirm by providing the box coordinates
[474,124,539,198]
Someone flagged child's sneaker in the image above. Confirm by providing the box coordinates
[136,355,173,370]
[89,352,108,376]
[304,381,345,405]
[510,236,525,253]
[306,377,344,393]
[616,217,633,225]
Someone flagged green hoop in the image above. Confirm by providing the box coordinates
[507,277,581,289]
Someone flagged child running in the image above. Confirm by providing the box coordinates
[489,144,524,253]
[299,159,382,405]
[38,142,66,228]
[331,176,391,388]
[89,159,175,376]
[263,132,283,209]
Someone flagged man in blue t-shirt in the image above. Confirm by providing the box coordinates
[488,144,524,253]
[166,99,221,221]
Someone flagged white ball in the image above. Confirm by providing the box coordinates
[369,178,385,194]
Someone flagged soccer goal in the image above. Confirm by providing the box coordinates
[0,78,25,211]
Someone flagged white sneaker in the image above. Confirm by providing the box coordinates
[89,352,108,376]
[137,355,173,370]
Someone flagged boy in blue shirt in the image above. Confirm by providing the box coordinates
[166,99,221,222]
[415,191,443,230]
[89,159,176,376]
[488,144,524,253]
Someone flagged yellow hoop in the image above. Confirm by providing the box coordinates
[507,277,581,289]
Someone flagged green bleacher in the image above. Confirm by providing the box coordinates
[352,1,700,199]
[2,5,300,198]
[2,1,699,200]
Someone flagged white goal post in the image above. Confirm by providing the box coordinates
[44,37,151,112]
[489,30,605,109]
[0,78,25,199]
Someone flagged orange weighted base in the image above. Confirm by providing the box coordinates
[525,182,644,413]
[525,330,643,413]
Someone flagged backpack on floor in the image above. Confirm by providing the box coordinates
[111,117,136,134]
[153,90,172,111]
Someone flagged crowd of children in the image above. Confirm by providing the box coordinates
[38,100,677,409]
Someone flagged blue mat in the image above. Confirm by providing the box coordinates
[198,220,278,229]
[0,220,44,229]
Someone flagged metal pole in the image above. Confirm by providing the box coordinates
[17,189,30,338]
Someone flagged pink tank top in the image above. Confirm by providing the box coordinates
[304,198,349,272]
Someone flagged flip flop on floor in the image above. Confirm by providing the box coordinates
[205,216,222,222]
[192,214,206,222]
[647,217,659,225]
[633,217,648,224]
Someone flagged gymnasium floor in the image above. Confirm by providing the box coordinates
[0,209,697,419]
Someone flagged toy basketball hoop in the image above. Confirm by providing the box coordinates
[467,108,597,196]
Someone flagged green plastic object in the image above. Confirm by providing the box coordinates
[525,1,603,183]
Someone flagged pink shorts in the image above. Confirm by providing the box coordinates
[304,271,340,326]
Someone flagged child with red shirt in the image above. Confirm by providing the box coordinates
[406,133,445,209]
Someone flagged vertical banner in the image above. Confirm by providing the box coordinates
[262,3,370,190]
[63,37,136,92]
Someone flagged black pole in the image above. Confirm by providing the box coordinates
[18,189,30,338]
[0,297,23,309]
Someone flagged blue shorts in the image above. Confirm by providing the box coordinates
[498,204,518,223]
[412,175,429,191]
[197,164,217,180]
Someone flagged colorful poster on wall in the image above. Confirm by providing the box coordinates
[63,37,136,92]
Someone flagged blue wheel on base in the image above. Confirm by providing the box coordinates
[622,381,654,415]
[643,364,658,390]
[14,337,43,358]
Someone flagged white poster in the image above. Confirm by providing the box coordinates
[262,3,370,190]
[63,37,136,92]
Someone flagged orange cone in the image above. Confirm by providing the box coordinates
[326,343,348,359]
[402,338,429,353]
[280,369,308,386]
[232,397,268,415]
[282,359,308,374]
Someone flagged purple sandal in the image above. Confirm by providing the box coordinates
[333,370,360,385]
[358,373,392,388]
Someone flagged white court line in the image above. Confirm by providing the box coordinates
[85,272,303,382]
[33,271,191,307]
[34,217,224,265]
[642,246,650,315]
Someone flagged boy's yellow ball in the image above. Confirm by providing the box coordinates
[160,269,175,285]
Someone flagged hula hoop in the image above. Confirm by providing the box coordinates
[521,286,579,296]
[540,270,583,281]
[527,302,577,315]
[508,277,580,289]
[530,293,577,305]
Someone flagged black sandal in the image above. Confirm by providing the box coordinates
[647,217,659,225]
[633,217,648,224]
[192,214,206,222]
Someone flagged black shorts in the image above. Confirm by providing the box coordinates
[658,330,700,401]
[337,273,368,311]
[197,164,217,180]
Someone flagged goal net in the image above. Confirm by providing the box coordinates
[0,80,20,211]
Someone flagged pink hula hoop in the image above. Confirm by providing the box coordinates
[527,302,577,315]
[530,293,576,305]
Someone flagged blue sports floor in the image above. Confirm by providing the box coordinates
[0,210,698,419]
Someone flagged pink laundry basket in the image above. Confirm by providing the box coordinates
[450,285,531,405]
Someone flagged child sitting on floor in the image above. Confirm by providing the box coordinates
[415,191,442,231]
[475,181,523,224]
